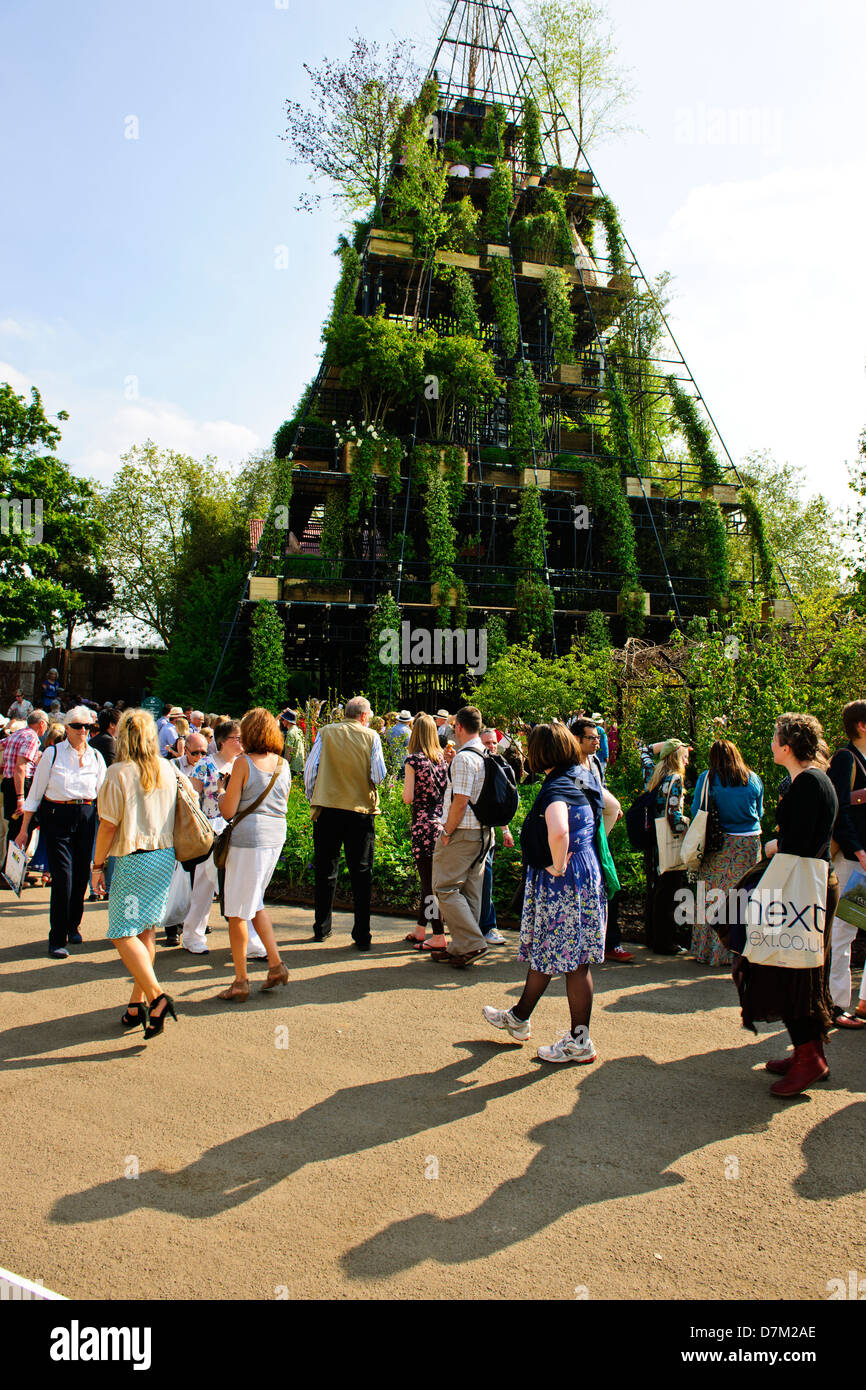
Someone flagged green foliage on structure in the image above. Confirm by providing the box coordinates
[319,490,347,570]
[700,498,731,612]
[421,331,500,440]
[482,161,513,245]
[543,266,576,364]
[667,377,724,487]
[484,613,509,667]
[257,456,293,574]
[449,267,480,337]
[390,105,449,258]
[327,309,426,425]
[424,471,467,627]
[442,195,481,253]
[605,363,640,470]
[512,186,573,266]
[481,102,508,155]
[367,590,403,711]
[489,255,519,356]
[521,97,542,175]
[594,196,626,276]
[509,360,543,460]
[740,488,778,599]
[412,442,466,516]
[249,601,289,713]
[513,485,554,643]
[321,240,362,343]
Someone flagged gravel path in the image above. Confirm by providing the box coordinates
[1,886,864,1301]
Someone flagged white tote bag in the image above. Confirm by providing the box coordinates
[743,852,827,969]
[655,778,690,874]
[161,861,192,927]
[681,774,710,873]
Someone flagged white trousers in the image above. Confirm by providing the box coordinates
[829,855,866,1010]
[181,850,266,956]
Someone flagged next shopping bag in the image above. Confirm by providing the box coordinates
[742,852,828,969]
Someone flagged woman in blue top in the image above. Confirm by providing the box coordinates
[482,723,607,1065]
[690,739,763,965]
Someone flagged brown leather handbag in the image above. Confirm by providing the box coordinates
[172,771,215,864]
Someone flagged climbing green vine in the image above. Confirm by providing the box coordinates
[424,472,467,628]
[509,360,543,461]
[740,488,777,597]
[543,266,576,365]
[489,256,519,356]
[667,378,724,487]
[413,442,466,517]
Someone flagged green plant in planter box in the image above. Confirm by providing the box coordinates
[442,195,481,254]
[443,139,466,165]
[512,187,573,266]
[420,331,500,440]
[482,161,513,245]
[543,266,576,365]
[387,531,417,564]
[447,266,480,337]
[521,97,542,175]
[594,196,627,277]
[481,102,508,155]
[284,555,330,580]
[489,256,519,356]
[509,360,543,461]
[389,106,449,259]
[618,584,648,638]
[336,422,404,521]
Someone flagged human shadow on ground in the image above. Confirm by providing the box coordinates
[49,1042,552,1224]
[793,1099,866,1201]
[339,1040,836,1278]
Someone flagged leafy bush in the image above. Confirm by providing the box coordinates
[489,256,519,356]
[521,97,542,175]
[543,266,576,365]
[482,161,513,244]
[449,267,480,337]
[249,601,288,713]
[509,360,543,460]
[667,377,724,487]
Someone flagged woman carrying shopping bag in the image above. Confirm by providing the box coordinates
[689,740,764,966]
[732,713,838,1097]
[646,740,691,956]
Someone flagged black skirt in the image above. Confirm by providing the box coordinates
[732,874,838,1035]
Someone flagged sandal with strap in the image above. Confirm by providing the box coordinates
[833,1008,866,1030]
[218,978,250,1003]
[121,1002,148,1030]
[260,962,289,991]
[143,993,177,1039]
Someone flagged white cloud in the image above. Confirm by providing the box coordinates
[0,319,33,339]
[643,163,866,509]
[0,360,33,393]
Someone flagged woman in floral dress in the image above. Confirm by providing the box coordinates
[402,713,449,950]
[483,723,608,1065]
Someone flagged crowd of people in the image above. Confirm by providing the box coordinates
[2,680,865,1094]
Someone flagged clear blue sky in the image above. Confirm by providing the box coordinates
[2,0,864,508]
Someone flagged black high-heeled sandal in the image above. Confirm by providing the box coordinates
[121,1002,148,1031]
[143,993,177,1039]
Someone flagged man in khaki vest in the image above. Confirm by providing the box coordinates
[304,695,386,950]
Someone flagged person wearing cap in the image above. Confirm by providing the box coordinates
[646,738,692,956]
[434,710,451,749]
[16,707,106,958]
[279,709,305,778]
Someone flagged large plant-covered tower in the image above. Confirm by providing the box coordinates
[220,0,791,708]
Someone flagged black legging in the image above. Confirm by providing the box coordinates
[415,852,443,932]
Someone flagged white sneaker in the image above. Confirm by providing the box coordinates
[246,950,268,961]
[537,1029,597,1065]
[483,928,506,945]
[482,1005,531,1041]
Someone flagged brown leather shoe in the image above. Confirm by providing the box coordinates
[218,978,250,1002]
[261,962,289,991]
[449,948,488,969]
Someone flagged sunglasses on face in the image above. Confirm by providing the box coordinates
[68,723,90,731]
[186,749,204,759]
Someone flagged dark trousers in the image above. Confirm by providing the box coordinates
[607,890,622,950]
[479,846,496,932]
[41,801,96,949]
[415,851,442,932]
[648,869,688,953]
[313,808,375,943]
[2,775,31,844]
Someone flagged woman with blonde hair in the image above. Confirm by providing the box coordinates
[216,707,291,1002]
[402,712,449,950]
[91,708,192,1038]
[646,739,691,955]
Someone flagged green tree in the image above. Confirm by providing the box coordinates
[732,449,845,600]
[523,0,638,160]
[152,555,249,710]
[249,601,289,712]
[282,32,418,214]
[0,383,107,647]
[326,309,426,426]
[101,440,243,643]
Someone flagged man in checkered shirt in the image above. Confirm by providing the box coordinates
[2,709,48,848]
[431,705,490,968]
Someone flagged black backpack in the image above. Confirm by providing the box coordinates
[625,787,657,850]
[451,747,519,827]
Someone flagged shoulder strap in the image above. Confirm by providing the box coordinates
[230,757,284,828]
[849,746,866,784]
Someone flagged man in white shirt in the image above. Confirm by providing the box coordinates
[158,707,183,756]
[17,707,105,958]
[431,705,489,967]
[176,731,207,779]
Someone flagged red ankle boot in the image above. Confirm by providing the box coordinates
[769,1041,830,1097]
[766,1038,829,1077]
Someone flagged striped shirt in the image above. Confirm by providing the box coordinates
[2,727,41,781]
[442,738,486,831]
